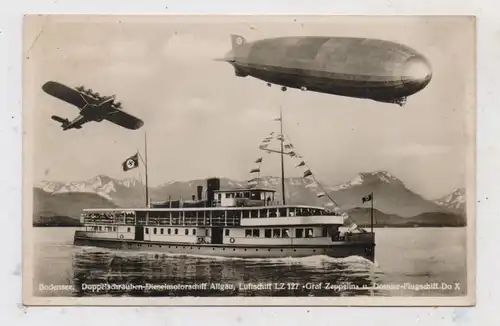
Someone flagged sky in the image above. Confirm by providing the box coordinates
[23,15,475,199]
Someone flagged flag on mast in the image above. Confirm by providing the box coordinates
[248,178,259,185]
[303,170,313,178]
[255,157,263,163]
[362,193,373,203]
[296,161,306,167]
[122,153,139,171]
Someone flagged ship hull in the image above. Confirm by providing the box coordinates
[74,234,375,261]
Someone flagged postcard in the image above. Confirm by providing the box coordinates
[22,14,475,306]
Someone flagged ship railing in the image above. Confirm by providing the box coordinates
[343,232,375,243]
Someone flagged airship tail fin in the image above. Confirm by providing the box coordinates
[231,34,247,49]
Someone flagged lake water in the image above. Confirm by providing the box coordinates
[31,227,467,297]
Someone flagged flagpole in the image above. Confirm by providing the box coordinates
[144,132,149,208]
[279,106,286,205]
[370,192,374,233]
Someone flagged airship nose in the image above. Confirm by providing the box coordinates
[402,55,432,87]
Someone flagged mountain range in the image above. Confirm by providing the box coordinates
[33,171,466,227]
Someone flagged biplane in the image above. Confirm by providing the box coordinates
[41,81,144,131]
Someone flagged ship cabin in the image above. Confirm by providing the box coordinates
[78,177,349,247]
[214,187,277,207]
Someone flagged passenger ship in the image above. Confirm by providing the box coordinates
[74,113,376,260]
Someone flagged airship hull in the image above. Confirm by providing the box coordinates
[224,36,432,105]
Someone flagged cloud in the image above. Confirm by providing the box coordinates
[162,33,228,61]
[384,144,454,157]
[103,61,157,78]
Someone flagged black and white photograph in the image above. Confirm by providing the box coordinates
[22,14,475,306]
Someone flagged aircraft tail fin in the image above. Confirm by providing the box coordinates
[51,115,70,127]
[230,34,247,49]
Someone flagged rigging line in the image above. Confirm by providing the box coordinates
[282,133,340,208]
[136,149,148,168]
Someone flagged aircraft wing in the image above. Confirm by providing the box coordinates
[42,81,91,109]
[104,109,144,130]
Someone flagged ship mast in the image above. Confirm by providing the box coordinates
[279,107,286,205]
[144,132,149,208]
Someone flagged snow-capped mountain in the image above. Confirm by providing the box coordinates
[328,171,400,191]
[434,188,466,215]
[37,175,145,207]
[314,171,446,217]
[35,171,461,218]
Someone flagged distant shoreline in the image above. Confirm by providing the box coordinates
[32,223,466,228]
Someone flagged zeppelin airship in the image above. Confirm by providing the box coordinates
[219,34,432,106]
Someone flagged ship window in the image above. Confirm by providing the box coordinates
[217,193,222,200]
[259,209,268,218]
[127,227,131,233]
[273,229,281,238]
[206,229,209,236]
[282,229,290,238]
[296,228,304,238]
[250,210,258,218]
[305,228,314,238]
[225,229,230,236]
[289,208,296,216]
[192,229,196,235]
[269,209,277,218]
[145,228,149,234]
[153,228,157,235]
[245,229,252,237]
[244,192,250,198]
[252,229,260,237]
[322,227,328,237]
[242,210,250,218]
[113,227,117,232]
[185,229,189,235]
[227,210,240,220]
[225,193,230,198]
[279,208,287,217]
[175,229,178,235]
[168,228,171,235]
[160,228,164,235]
[264,229,272,238]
